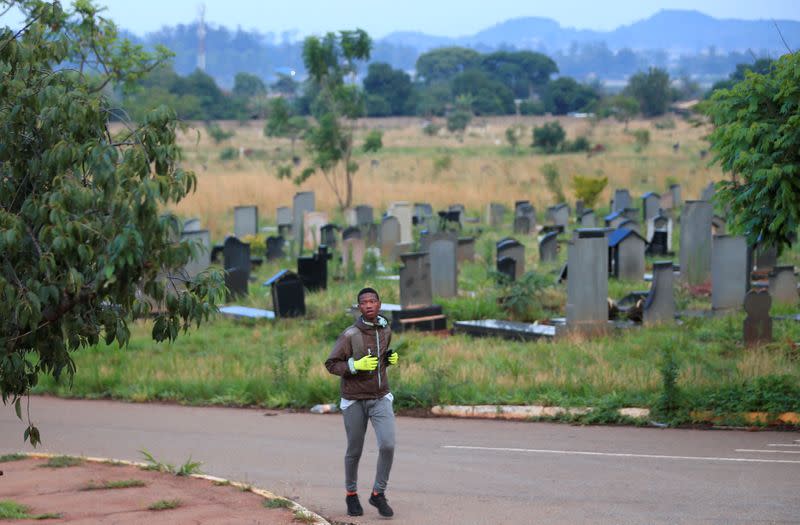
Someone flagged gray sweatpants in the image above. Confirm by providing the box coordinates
[342,397,395,493]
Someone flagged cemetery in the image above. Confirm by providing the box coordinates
[31,117,800,427]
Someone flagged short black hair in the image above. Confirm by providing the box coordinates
[357,287,380,302]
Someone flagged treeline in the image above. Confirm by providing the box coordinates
[118,44,774,122]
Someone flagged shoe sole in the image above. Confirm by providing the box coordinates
[369,499,394,518]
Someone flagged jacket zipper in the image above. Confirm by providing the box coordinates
[375,328,381,389]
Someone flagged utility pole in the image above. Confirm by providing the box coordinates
[197,3,206,72]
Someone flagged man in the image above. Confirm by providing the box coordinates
[325,287,399,518]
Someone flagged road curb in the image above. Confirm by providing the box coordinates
[22,452,330,525]
[431,404,651,420]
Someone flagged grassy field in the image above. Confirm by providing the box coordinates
[39,114,800,426]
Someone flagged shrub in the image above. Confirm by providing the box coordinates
[519,99,546,115]
[219,147,238,161]
[532,122,566,153]
[565,135,590,153]
[446,109,472,136]
[205,122,235,143]
[422,122,441,136]
[540,163,565,203]
[631,129,650,151]
[572,175,608,208]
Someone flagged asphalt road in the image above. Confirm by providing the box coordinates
[2,397,799,524]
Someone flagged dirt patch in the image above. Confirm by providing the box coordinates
[0,456,310,524]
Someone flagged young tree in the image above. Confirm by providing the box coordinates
[624,68,672,117]
[1,0,225,444]
[706,52,800,252]
[263,97,308,156]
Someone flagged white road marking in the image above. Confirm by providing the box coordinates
[443,445,800,465]
[768,444,800,447]
[735,449,800,454]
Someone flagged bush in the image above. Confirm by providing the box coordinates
[219,147,238,161]
[565,135,590,153]
[540,162,565,203]
[532,121,566,153]
[572,175,608,208]
[631,129,650,151]
[505,125,525,151]
[422,121,441,136]
[446,109,472,136]
[205,123,235,143]
[653,117,676,130]
[519,99,546,115]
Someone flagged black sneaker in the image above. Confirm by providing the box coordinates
[346,494,363,516]
[369,492,394,517]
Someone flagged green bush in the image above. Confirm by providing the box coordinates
[572,175,608,208]
[219,147,238,161]
[532,121,566,153]
[519,99,546,115]
[422,122,441,136]
[205,123,235,143]
[565,135,590,152]
[540,163,565,203]
[631,129,650,151]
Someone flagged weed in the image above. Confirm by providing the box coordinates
[213,479,232,486]
[293,509,317,523]
[139,449,174,473]
[176,457,203,477]
[83,479,146,490]
[41,456,82,468]
[0,500,62,520]
[0,453,26,463]
[147,499,182,511]
[263,497,293,509]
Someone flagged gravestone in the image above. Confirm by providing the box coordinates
[223,236,250,299]
[646,214,673,255]
[233,205,258,238]
[755,244,778,272]
[622,207,640,223]
[580,210,596,228]
[566,229,609,334]
[320,223,339,248]
[276,206,293,235]
[514,216,532,234]
[643,261,675,324]
[265,235,285,261]
[711,215,726,236]
[303,211,329,250]
[497,238,525,280]
[449,203,466,226]
[388,201,413,244]
[701,181,716,202]
[547,203,569,228]
[293,192,315,248]
[487,203,506,227]
[342,237,366,275]
[604,210,627,229]
[428,232,458,298]
[365,223,379,246]
[575,200,585,219]
[181,229,211,279]
[616,218,640,235]
[297,245,331,292]
[413,202,433,226]
[539,231,559,264]
[613,189,632,212]
[457,237,475,264]
[670,184,681,208]
[680,200,713,286]
[743,290,772,346]
[497,257,516,281]
[380,216,401,262]
[608,228,646,280]
[641,192,660,223]
[264,270,305,318]
[355,205,374,227]
[399,252,433,308]
[342,226,362,240]
[769,266,799,305]
[711,235,749,311]
[659,192,674,211]
[183,218,202,233]
[344,208,358,227]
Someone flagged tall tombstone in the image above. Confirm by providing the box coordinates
[449,203,466,227]
[181,229,211,279]
[428,232,458,298]
[497,238,525,280]
[223,236,250,299]
[643,261,675,324]
[575,200,585,219]
[292,191,315,248]
[514,216,532,235]
[457,237,475,264]
[659,192,674,211]
[414,202,433,226]
[566,229,609,334]
[399,252,433,308]
[539,231,559,264]
[233,205,258,238]
[680,201,713,286]
[344,208,358,227]
[497,257,516,281]
[265,235,285,260]
[613,189,631,212]
[743,290,772,346]
[769,266,799,305]
[609,229,646,281]
[388,201,413,244]
[548,203,569,228]
[646,214,673,255]
[183,218,202,233]
[701,182,716,202]
[276,206,293,233]
[711,215,726,236]
[320,223,339,249]
[670,184,682,208]
[580,210,596,228]
[342,237,366,275]
[487,203,506,227]
[755,244,778,272]
[641,192,661,223]
[355,205,374,227]
[711,235,749,311]
[379,216,401,262]
[265,270,305,318]
[297,245,331,292]
[303,211,329,250]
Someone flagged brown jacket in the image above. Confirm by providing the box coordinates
[325,316,393,400]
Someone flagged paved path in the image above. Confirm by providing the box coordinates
[2,397,799,524]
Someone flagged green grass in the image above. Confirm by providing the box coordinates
[0,500,62,520]
[263,497,293,509]
[0,453,26,463]
[83,479,146,490]
[147,499,182,511]
[40,456,82,468]
[292,509,317,523]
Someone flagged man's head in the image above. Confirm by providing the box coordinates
[357,287,381,322]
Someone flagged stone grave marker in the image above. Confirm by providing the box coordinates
[539,231,559,264]
[399,252,433,308]
[743,290,772,346]
[457,237,475,264]
[613,189,631,212]
[575,200,585,219]
[223,236,250,299]
[641,192,660,223]
[497,237,525,280]
[297,245,331,292]
[183,218,202,233]
[380,216,401,262]
[643,261,675,324]
[303,211,329,250]
[344,208,358,227]
[711,235,748,312]
[646,214,673,255]
[181,229,210,279]
[580,210,596,228]
[514,216,532,234]
[487,203,506,227]
[265,235,285,260]
[659,192,674,211]
[355,205,374,227]
[497,257,516,281]
[622,207,640,223]
[264,269,305,318]
[604,210,627,229]
[233,205,258,238]
[768,266,799,305]
[414,202,433,226]
[293,192,315,247]
[567,229,609,334]
[320,223,339,249]
[342,237,366,275]
[670,184,681,208]
[701,182,716,202]
[428,232,458,298]
[616,218,640,235]
[277,206,292,235]
[608,228,646,280]
[711,215,726,236]
[342,226,361,240]
[388,201,413,244]
[547,203,569,228]
[680,200,713,286]
[755,244,778,272]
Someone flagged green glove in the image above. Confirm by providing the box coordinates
[388,352,399,366]
[353,354,378,371]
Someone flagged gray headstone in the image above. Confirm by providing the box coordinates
[428,233,458,298]
[711,235,749,311]
[380,216,401,262]
[388,201,413,244]
[548,203,569,228]
[680,200,713,286]
[292,191,315,246]
[223,236,250,299]
[643,261,675,324]
[613,230,646,281]
[265,235,285,260]
[711,215,726,235]
[701,182,716,202]
[303,211,328,250]
[539,231,559,263]
[414,202,433,225]
[342,237,366,275]
[487,203,506,227]
[622,207,640,223]
[670,184,681,208]
[399,252,433,308]
[646,214,673,255]
[233,205,258,238]
[580,210,596,228]
[613,189,631,212]
[755,244,778,272]
[575,200,585,219]
[641,193,660,223]
[567,229,609,333]
[457,237,475,264]
[743,290,772,346]
[768,266,799,305]
[355,205,373,227]
[276,206,292,227]
[342,226,362,240]
[497,237,525,280]
[320,223,338,248]
[181,229,211,279]
[514,216,532,235]
[183,218,202,233]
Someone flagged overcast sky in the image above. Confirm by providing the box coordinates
[3,1,798,38]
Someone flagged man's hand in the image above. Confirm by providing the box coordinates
[353,354,378,371]
[388,351,399,365]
